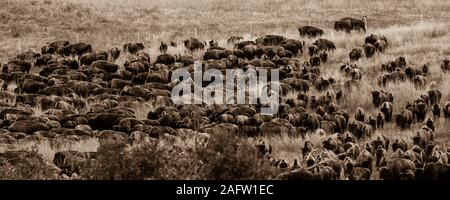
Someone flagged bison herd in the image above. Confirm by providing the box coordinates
[0,16,450,180]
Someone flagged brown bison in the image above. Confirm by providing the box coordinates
[395,109,414,129]
[371,89,393,108]
[380,102,393,122]
[313,39,336,51]
[441,58,449,73]
[364,43,376,58]
[334,16,367,33]
[183,37,206,51]
[298,26,324,38]
[444,101,450,118]
[123,42,145,54]
[380,158,416,180]
[349,48,364,61]
[354,107,366,122]
[255,35,286,46]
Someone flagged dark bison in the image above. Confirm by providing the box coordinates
[441,58,449,73]
[355,107,366,122]
[3,60,32,73]
[309,54,320,67]
[432,103,441,118]
[53,150,96,176]
[393,56,407,69]
[159,42,168,54]
[92,60,119,73]
[313,39,336,51]
[308,45,319,56]
[156,54,176,65]
[444,101,450,118]
[423,116,435,132]
[108,47,121,61]
[16,50,40,62]
[376,112,384,129]
[391,138,408,152]
[413,128,435,149]
[413,75,426,89]
[348,120,364,139]
[79,51,108,66]
[123,43,145,54]
[334,16,367,33]
[298,26,324,38]
[364,43,377,58]
[234,41,256,50]
[405,66,427,81]
[413,101,427,122]
[280,39,305,55]
[380,158,416,180]
[63,43,93,56]
[380,102,393,122]
[349,48,364,61]
[42,40,69,54]
[319,51,328,63]
[183,37,206,51]
[416,163,450,180]
[175,54,194,66]
[428,89,442,105]
[395,109,413,129]
[170,41,177,47]
[367,115,377,130]
[227,36,244,45]
[365,34,386,45]
[371,89,393,108]
[255,35,286,46]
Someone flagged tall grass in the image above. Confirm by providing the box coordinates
[1,0,450,62]
[1,0,450,179]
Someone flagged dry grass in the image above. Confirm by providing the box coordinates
[0,138,99,162]
[1,0,450,61]
[1,0,450,174]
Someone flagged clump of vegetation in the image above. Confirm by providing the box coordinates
[79,132,277,180]
[196,131,278,180]
[0,150,60,180]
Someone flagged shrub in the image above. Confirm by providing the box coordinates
[82,132,278,180]
[196,131,277,180]
[82,141,131,180]
[84,140,174,180]
[0,150,60,180]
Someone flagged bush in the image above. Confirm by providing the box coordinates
[84,140,180,180]
[196,131,277,180]
[82,132,278,180]
[0,150,60,180]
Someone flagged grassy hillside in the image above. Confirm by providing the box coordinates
[1,0,450,179]
[1,0,450,61]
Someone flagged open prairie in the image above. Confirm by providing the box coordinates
[0,0,450,180]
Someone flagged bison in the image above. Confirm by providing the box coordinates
[444,101,450,118]
[441,58,449,73]
[334,16,367,33]
[380,102,393,122]
[364,43,376,58]
[255,35,286,46]
[123,42,145,54]
[313,39,336,51]
[349,48,364,61]
[371,89,393,108]
[298,26,324,38]
[380,158,416,180]
[395,109,414,129]
[354,107,366,122]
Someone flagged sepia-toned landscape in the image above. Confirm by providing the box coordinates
[0,0,449,180]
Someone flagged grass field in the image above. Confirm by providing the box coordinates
[1,0,450,60]
[1,0,450,179]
